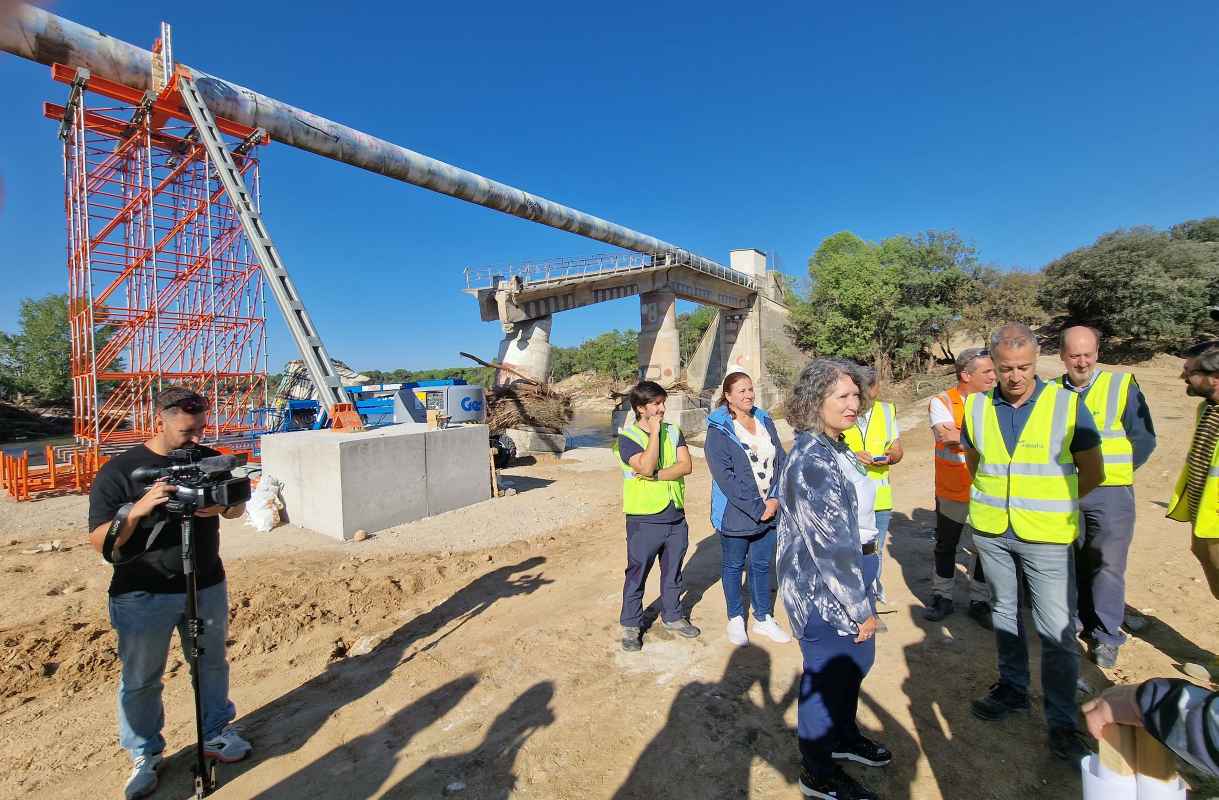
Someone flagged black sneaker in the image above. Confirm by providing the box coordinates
[621,626,641,652]
[832,736,892,767]
[1048,725,1091,762]
[968,601,993,630]
[922,595,954,621]
[970,682,1031,721]
[661,617,701,638]
[799,766,878,799]
[1090,642,1118,669]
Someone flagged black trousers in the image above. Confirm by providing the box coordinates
[620,517,689,627]
[933,511,986,586]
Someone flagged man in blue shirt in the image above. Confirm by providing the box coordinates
[960,323,1104,763]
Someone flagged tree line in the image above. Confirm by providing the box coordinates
[3,217,1216,408]
[787,217,1219,380]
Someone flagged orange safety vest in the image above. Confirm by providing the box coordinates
[932,387,971,503]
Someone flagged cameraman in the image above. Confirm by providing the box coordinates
[87,387,251,800]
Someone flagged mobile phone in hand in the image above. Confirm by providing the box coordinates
[871,455,890,465]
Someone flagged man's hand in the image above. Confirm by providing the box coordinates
[761,498,780,521]
[855,615,879,643]
[854,450,873,466]
[1082,684,1143,740]
[131,480,175,521]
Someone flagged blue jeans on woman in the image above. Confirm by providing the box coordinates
[720,526,776,620]
[797,555,879,778]
[108,581,237,760]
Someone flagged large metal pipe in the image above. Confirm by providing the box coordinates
[1,5,734,274]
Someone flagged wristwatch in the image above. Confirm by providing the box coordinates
[102,503,135,564]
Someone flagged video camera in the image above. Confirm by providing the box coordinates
[132,448,252,510]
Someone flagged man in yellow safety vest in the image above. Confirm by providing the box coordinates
[961,322,1105,763]
[1057,325,1156,669]
[1168,340,1219,600]
[615,380,698,652]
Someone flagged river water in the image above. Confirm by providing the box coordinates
[564,409,615,449]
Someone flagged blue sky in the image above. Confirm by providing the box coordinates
[1,0,1215,372]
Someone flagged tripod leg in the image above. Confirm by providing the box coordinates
[180,515,215,798]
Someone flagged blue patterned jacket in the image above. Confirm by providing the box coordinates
[776,431,874,637]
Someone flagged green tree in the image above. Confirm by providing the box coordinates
[1038,226,1219,345]
[0,294,72,404]
[677,306,716,366]
[959,267,1046,346]
[787,230,974,378]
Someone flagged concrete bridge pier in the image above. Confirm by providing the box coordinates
[638,290,681,386]
[495,315,553,384]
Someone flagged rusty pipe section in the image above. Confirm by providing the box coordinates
[2,5,735,275]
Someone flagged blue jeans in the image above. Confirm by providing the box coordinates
[972,533,1079,729]
[797,554,879,778]
[719,526,776,621]
[874,510,892,596]
[108,581,237,759]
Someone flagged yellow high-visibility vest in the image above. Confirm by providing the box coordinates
[1167,401,1219,539]
[616,423,686,515]
[843,400,896,511]
[1059,371,1133,486]
[966,383,1081,544]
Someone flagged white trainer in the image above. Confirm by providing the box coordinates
[124,753,162,800]
[203,726,252,763]
[726,615,748,646]
[752,615,792,643]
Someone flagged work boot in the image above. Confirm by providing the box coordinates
[662,617,701,638]
[968,601,993,630]
[832,735,892,767]
[124,754,162,800]
[971,682,1031,721]
[621,626,641,652]
[1048,726,1092,762]
[922,595,954,621]
[1090,642,1119,669]
[798,765,878,799]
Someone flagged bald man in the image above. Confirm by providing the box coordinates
[1058,325,1156,669]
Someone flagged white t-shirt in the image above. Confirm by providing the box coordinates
[928,396,954,428]
[733,418,777,498]
[832,448,878,545]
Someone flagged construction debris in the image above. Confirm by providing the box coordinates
[459,352,573,434]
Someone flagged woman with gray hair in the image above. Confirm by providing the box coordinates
[777,359,888,800]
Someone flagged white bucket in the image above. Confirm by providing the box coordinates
[1135,771,1187,800]
[1080,753,1136,800]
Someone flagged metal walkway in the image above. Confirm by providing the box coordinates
[463,251,757,293]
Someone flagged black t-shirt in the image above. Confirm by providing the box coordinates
[618,428,687,524]
[88,444,227,596]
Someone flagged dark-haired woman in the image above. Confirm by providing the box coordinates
[706,371,791,645]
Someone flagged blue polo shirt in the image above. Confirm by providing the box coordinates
[961,377,1101,539]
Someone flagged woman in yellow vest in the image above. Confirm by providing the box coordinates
[615,381,698,652]
[842,367,902,595]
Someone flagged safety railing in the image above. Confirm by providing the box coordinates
[463,251,758,292]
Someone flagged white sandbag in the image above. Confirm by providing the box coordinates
[244,475,284,533]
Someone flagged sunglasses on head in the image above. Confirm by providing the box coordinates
[165,397,208,414]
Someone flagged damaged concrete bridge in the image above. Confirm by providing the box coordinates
[464,247,800,426]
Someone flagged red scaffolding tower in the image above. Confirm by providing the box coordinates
[2,62,270,501]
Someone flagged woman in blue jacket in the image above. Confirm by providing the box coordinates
[706,370,791,645]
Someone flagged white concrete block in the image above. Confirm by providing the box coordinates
[426,424,492,515]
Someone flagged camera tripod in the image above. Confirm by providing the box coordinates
[168,499,218,798]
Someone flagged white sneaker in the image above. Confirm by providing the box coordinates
[752,615,792,643]
[203,725,252,763]
[124,753,162,800]
[726,615,748,646]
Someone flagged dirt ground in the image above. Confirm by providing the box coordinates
[3,353,1218,800]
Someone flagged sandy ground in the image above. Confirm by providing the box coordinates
[2,354,1218,800]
